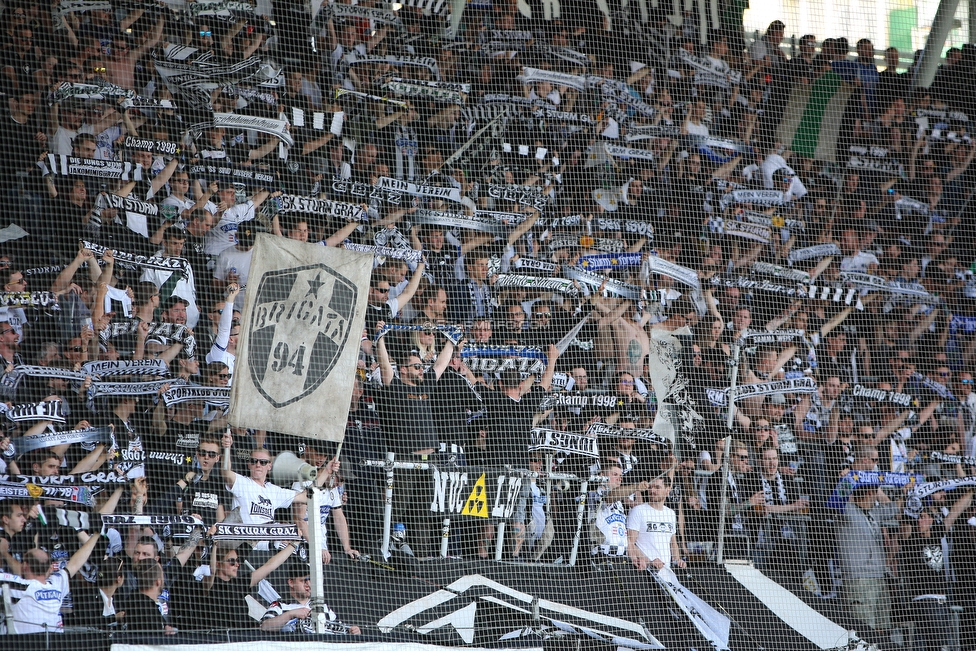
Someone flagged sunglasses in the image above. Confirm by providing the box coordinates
[962,379,974,385]
[68,346,84,352]
[199,31,212,37]
[0,329,15,336]
[223,557,240,565]
[373,287,390,293]
[535,313,552,318]
[404,363,425,370]
[735,454,750,460]
[197,449,219,459]
[249,458,271,466]
[216,373,230,379]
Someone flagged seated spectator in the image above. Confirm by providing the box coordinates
[260,558,361,634]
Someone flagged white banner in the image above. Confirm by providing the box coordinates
[654,566,731,650]
[229,235,372,441]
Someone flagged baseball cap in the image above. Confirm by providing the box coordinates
[767,393,787,405]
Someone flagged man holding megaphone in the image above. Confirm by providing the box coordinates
[220,432,340,552]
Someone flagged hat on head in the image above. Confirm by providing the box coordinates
[767,393,787,405]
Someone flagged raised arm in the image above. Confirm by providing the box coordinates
[376,322,394,386]
[250,541,298,586]
[392,259,427,314]
[65,526,102,577]
[430,336,455,381]
[220,429,238,490]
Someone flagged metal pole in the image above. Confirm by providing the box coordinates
[971,0,976,46]
[446,0,466,40]
[568,479,589,567]
[2,583,13,634]
[440,517,451,557]
[381,452,395,560]
[913,0,963,88]
[494,522,506,560]
[307,487,327,634]
[716,340,742,565]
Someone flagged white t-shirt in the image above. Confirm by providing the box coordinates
[52,124,94,156]
[205,201,256,256]
[161,194,218,217]
[590,489,628,551]
[228,474,298,550]
[627,502,677,567]
[292,482,343,550]
[12,569,69,634]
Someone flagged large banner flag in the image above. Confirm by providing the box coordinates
[654,566,731,650]
[775,71,851,161]
[229,235,371,441]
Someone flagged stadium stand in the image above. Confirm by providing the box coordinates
[0,1,974,650]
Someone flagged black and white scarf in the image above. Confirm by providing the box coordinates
[518,67,588,92]
[5,400,66,424]
[83,241,188,275]
[493,274,579,295]
[341,242,423,264]
[787,243,841,264]
[161,386,230,408]
[411,209,507,236]
[42,155,141,181]
[278,195,367,221]
[87,379,186,409]
[759,472,788,506]
[0,292,60,308]
[376,176,462,203]
[16,426,113,455]
[123,135,180,157]
[212,522,302,541]
[751,262,810,283]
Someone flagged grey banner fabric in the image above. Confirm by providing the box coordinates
[229,235,372,441]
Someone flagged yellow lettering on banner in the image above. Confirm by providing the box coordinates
[461,474,488,518]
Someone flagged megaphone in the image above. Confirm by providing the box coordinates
[272,451,317,485]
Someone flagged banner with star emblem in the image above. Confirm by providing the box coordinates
[229,235,372,442]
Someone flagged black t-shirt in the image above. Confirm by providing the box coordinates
[375,378,439,454]
[162,470,228,525]
[429,370,481,446]
[482,387,546,467]
[0,529,30,573]
[899,522,948,598]
[206,570,255,630]
[119,591,168,632]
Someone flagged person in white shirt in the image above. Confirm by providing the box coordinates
[219,433,349,550]
[11,530,101,633]
[140,225,200,328]
[160,171,217,220]
[590,463,651,558]
[627,477,686,570]
[203,182,275,256]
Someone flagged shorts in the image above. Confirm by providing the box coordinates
[843,577,892,631]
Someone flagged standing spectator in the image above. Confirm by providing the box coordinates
[835,482,898,640]
[627,477,686,570]
[11,531,101,633]
[898,493,973,651]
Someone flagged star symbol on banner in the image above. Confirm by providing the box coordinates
[185,456,192,464]
[306,273,324,298]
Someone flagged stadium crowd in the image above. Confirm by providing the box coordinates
[0,0,975,648]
